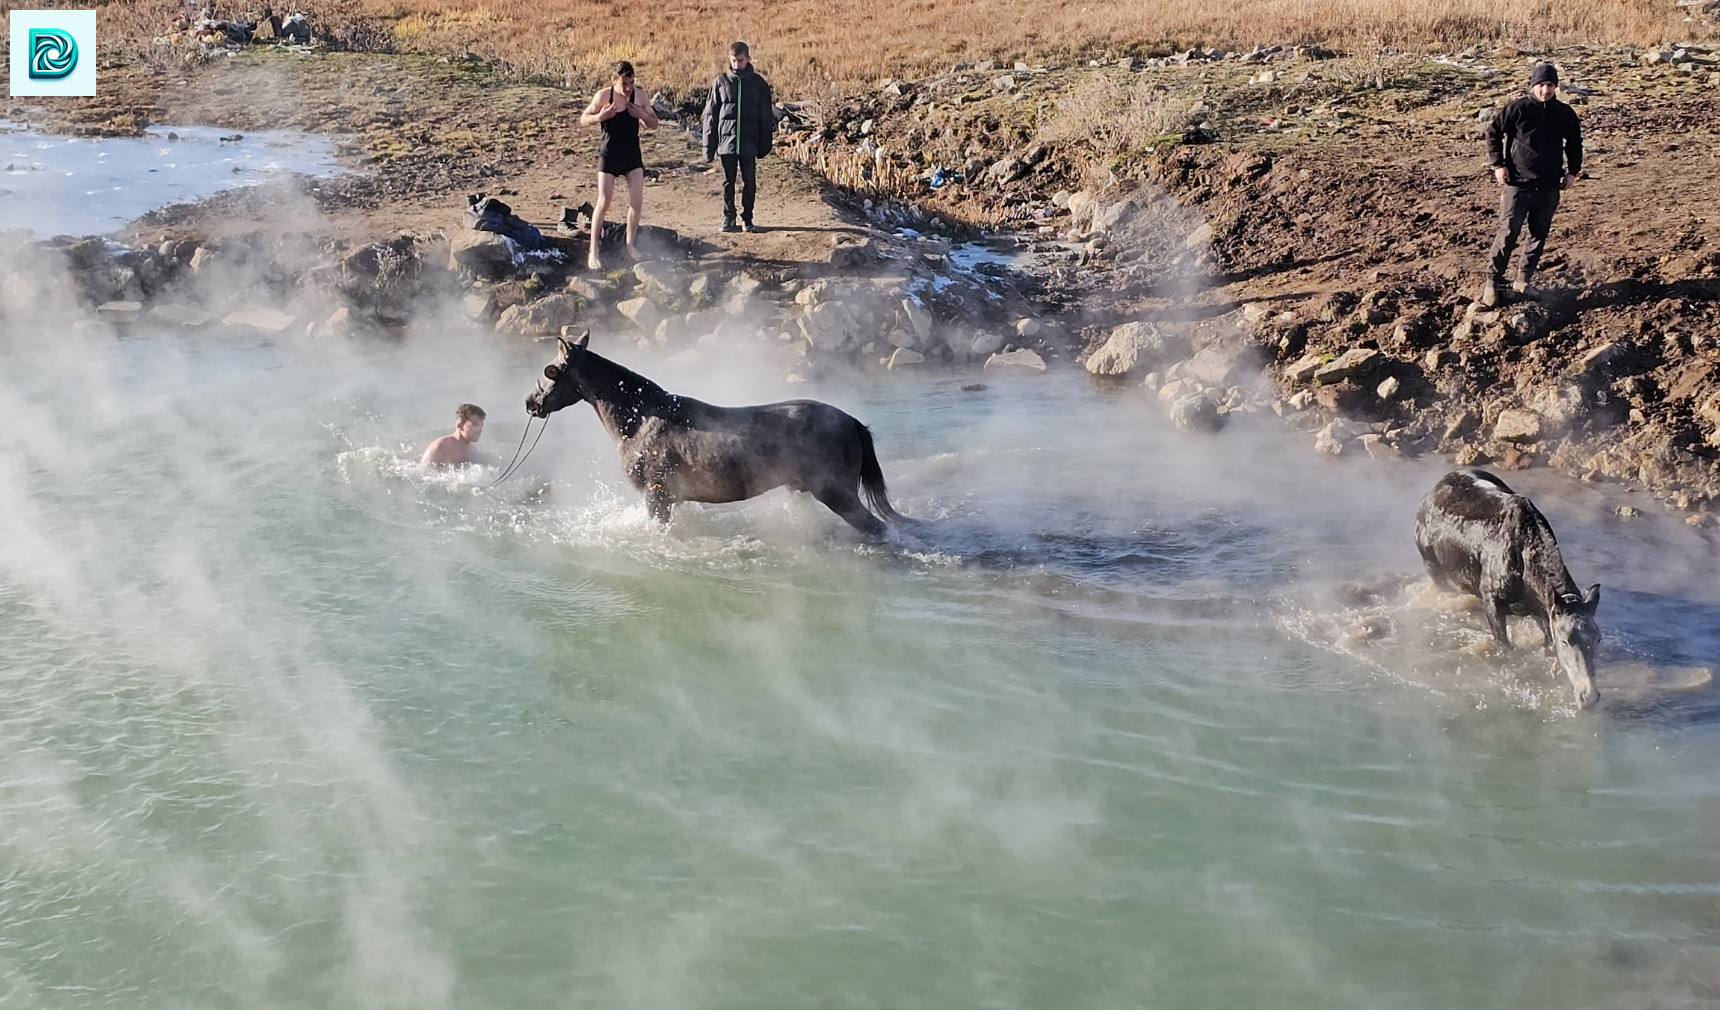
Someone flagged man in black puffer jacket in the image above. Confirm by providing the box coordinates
[1480,62,1583,306]
[703,41,775,233]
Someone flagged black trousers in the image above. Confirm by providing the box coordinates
[720,154,757,224]
[1488,184,1561,281]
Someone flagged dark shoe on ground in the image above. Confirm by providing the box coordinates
[1480,277,1501,308]
[740,220,757,233]
[720,220,740,233]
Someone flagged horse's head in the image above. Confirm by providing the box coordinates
[1549,584,1602,708]
[526,331,590,418]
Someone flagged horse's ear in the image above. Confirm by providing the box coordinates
[575,329,590,349]
[543,364,561,380]
[1584,584,1601,609]
[556,336,572,357]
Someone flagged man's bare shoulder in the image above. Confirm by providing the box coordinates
[420,435,474,468]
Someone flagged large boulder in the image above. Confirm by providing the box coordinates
[1315,419,1359,456]
[799,300,865,352]
[1312,378,1385,418]
[1313,347,1385,385]
[616,296,666,334]
[1286,353,1324,384]
[449,230,519,276]
[496,293,585,336]
[969,331,1006,358]
[1066,191,1097,232]
[1493,408,1545,444]
[1527,381,1594,433]
[1085,321,1187,380]
[1169,394,1224,433]
[901,296,933,343]
[1181,334,1264,388]
[633,261,685,305]
[984,348,1047,373]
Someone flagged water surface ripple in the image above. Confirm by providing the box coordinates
[2,331,1718,1008]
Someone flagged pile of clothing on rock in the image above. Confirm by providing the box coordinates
[465,194,549,250]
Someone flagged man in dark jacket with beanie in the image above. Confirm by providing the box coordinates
[1480,61,1583,306]
[703,41,776,233]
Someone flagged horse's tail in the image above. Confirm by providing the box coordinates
[856,422,906,526]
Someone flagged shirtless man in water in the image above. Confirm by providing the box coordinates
[419,403,486,468]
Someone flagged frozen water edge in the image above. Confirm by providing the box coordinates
[0,122,347,237]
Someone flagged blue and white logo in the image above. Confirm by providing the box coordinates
[10,10,96,96]
[29,29,79,80]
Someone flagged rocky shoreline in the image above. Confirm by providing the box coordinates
[771,40,1720,522]
[4,35,1717,525]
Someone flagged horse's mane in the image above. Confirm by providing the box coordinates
[569,346,682,417]
[1509,496,1580,599]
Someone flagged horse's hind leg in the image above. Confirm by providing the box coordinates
[813,487,886,538]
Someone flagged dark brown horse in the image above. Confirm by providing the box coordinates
[1415,468,1601,708]
[525,332,906,535]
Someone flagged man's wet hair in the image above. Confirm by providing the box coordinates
[729,41,749,57]
[613,60,635,78]
[456,403,486,423]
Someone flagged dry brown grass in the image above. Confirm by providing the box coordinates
[1034,72,1186,190]
[16,0,1693,100]
[0,0,376,69]
[338,0,1687,99]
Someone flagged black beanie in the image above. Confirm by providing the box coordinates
[1530,62,1559,86]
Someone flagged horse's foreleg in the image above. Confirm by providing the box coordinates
[644,485,674,523]
[1482,597,1513,648]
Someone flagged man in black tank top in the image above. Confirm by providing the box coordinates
[580,60,658,270]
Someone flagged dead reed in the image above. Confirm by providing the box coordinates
[337,0,1685,99]
[39,0,1690,99]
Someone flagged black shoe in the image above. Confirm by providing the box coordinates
[741,220,757,233]
[720,220,740,233]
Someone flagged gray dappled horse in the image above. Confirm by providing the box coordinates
[525,333,906,536]
[1415,468,1602,708]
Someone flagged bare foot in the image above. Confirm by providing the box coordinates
[625,244,643,262]
[587,254,602,271]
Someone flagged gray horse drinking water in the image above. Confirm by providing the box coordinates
[525,332,906,535]
[1415,468,1602,708]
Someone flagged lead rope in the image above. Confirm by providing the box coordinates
[483,415,547,489]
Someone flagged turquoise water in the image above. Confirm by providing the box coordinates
[2,327,1719,1008]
